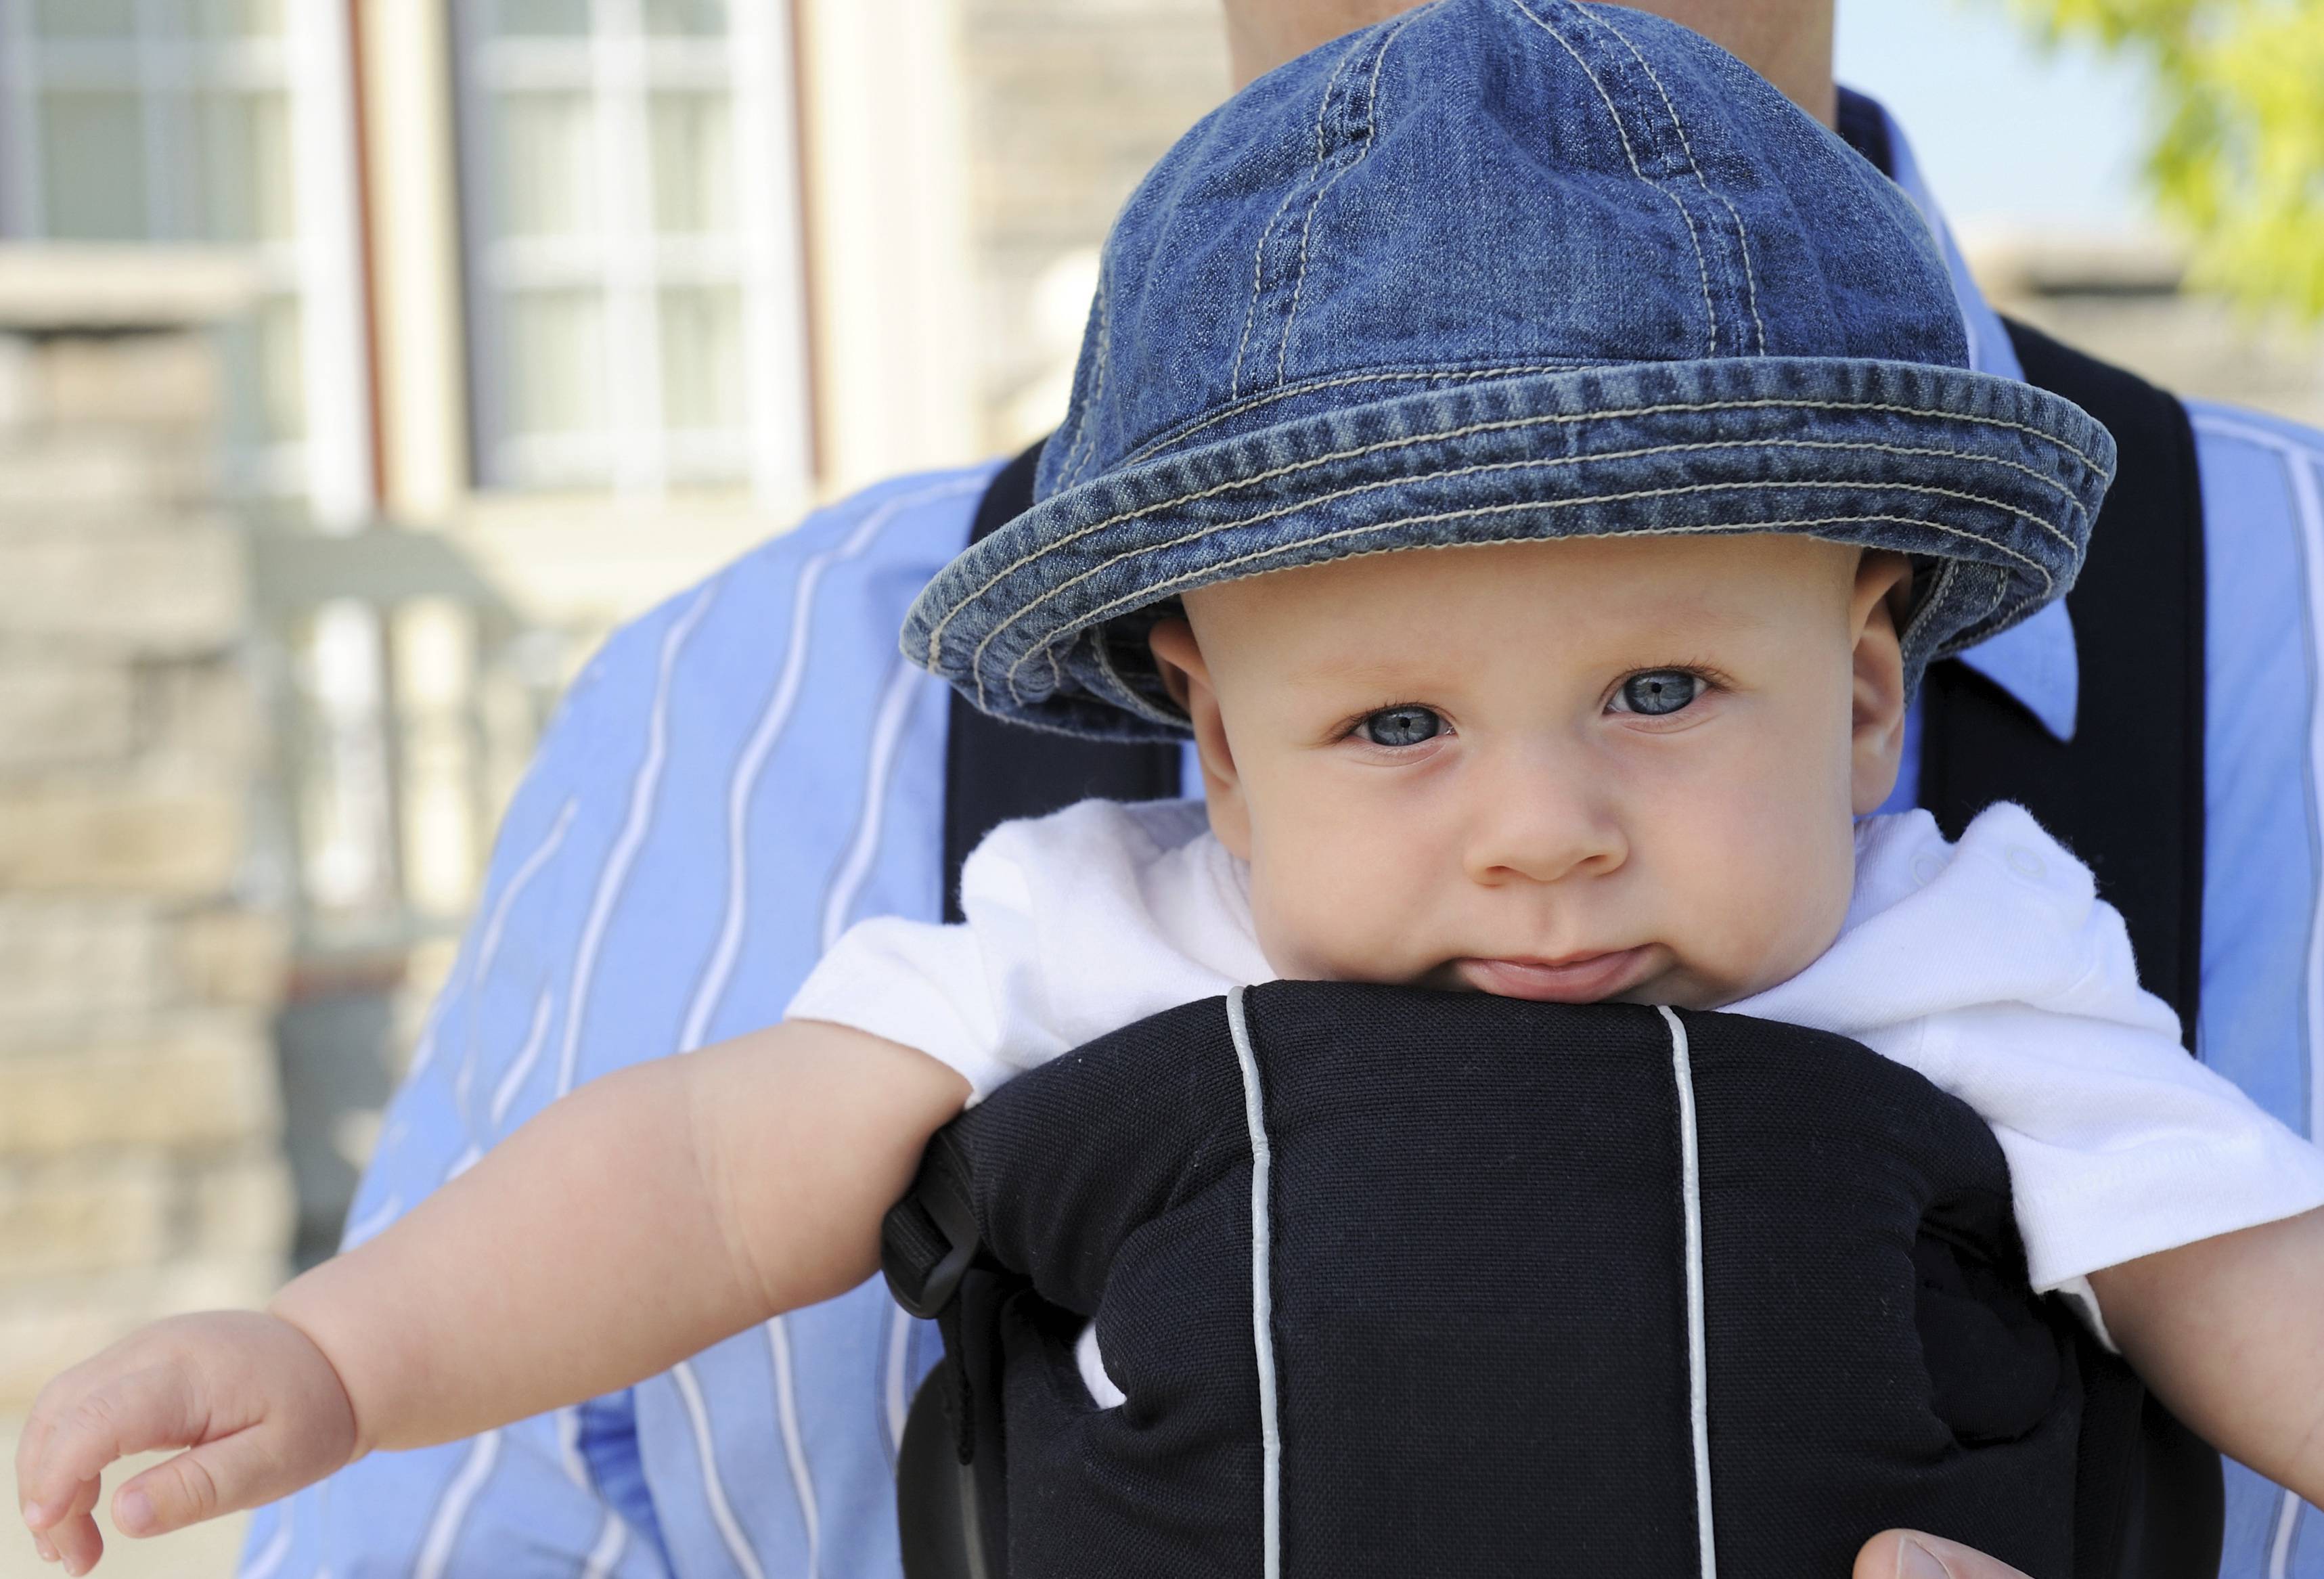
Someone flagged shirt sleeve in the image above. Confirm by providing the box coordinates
[1918,994,2324,1293]
[785,805,1107,1103]
[786,797,1250,1104]
[786,910,1028,1103]
[1849,806,2324,1294]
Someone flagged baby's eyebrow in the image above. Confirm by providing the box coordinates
[1283,613,1765,687]
[1282,652,1447,691]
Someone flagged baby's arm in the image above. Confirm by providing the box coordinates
[16,1019,966,1570]
[2089,1205,2324,1501]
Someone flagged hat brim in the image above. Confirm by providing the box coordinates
[905,355,2115,740]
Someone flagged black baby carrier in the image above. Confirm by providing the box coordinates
[887,985,2166,1578]
[890,318,2223,1578]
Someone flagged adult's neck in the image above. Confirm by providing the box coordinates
[1222,0,1837,127]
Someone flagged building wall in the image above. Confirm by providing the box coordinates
[0,276,294,1417]
[958,0,1229,453]
[1971,235,2324,437]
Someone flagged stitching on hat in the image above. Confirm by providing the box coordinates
[1086,632,1175,721]
[1904,564,2036,680]
[1276,30,1370,389]
[1504,0,1718,357]
[1057,259,1114,491]
[1000,470,2056,657]
[1278,6,1435,386]
[922,397,2102,673]
[923,402,2100,674]
[980,475,2061,707]
[1124,362,2097,472]
[1232,39,1362,402]
[1036,629,1187,728]
[1589,6,1768,356]
[1925,567,2033,671]
[1121,362,1617,466]
[1954,564,2022,646]
[1230,186,1306,405]
[999,504,2054,707]
[1007,513,2052,707]
[1903,555,1964,657]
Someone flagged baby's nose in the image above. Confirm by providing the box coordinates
[1459,751,1628,886]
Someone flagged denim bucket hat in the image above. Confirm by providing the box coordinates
[906,0,2116,740]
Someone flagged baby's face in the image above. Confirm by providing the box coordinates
[1152,534,1910,1009]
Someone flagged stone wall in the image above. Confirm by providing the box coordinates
[0,262,293,1411]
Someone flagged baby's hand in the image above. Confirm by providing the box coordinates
[15,1311,357,1575]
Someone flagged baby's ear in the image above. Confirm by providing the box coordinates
[1848,552,1912,816]
[1148,617,1251,858]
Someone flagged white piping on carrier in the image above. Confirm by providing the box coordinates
[1659,1003,1718,1579]
[1227,985,1284,1579]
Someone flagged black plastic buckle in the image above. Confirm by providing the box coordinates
[882,1134,985,1320]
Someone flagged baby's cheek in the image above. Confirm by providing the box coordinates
[1247,857,1424,984]
[1692,818,1855,997]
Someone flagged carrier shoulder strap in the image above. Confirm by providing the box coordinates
[1918,319,2207,1046]
[940,441,1184,921]
[1919,321,2220,1578]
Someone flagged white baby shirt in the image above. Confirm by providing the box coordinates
[788,797,2324,1302]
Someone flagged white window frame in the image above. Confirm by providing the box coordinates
[451,0,811,502]
[0,0,374,522]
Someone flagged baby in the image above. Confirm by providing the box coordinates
[18,0,2324,1571]
[811,531,2324,1414]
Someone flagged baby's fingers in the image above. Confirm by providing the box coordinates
[110,1419,317,1538]
[33,1476,102,1575]
[19,1360,201,1529]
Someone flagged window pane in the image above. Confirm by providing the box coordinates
[495,0,592,37]
[506,289,607,437]
[39,91,148,239]
[34,0,138,39]
[644,0,726,36]
[191,0,284,37]
[493,92,598,239]
[648,91,732,236]
[196,91,294,242]
[658,286,742,432]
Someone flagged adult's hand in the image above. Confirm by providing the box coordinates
[1857,1530,2032,1579]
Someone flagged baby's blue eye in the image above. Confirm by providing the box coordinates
[1358,705,1443,747]
[1615,671,1705,717]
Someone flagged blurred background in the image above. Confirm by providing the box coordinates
[0,0,2315,1570]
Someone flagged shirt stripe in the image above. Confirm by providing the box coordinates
[770,1317,824,1579]
[681,476,978,1053]
[560,579,721,1099]
[413,1431,501,1579]
[823,661,938,952]
[670,1358,772,1579]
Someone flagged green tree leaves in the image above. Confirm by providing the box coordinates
[2002,0,2324,319]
